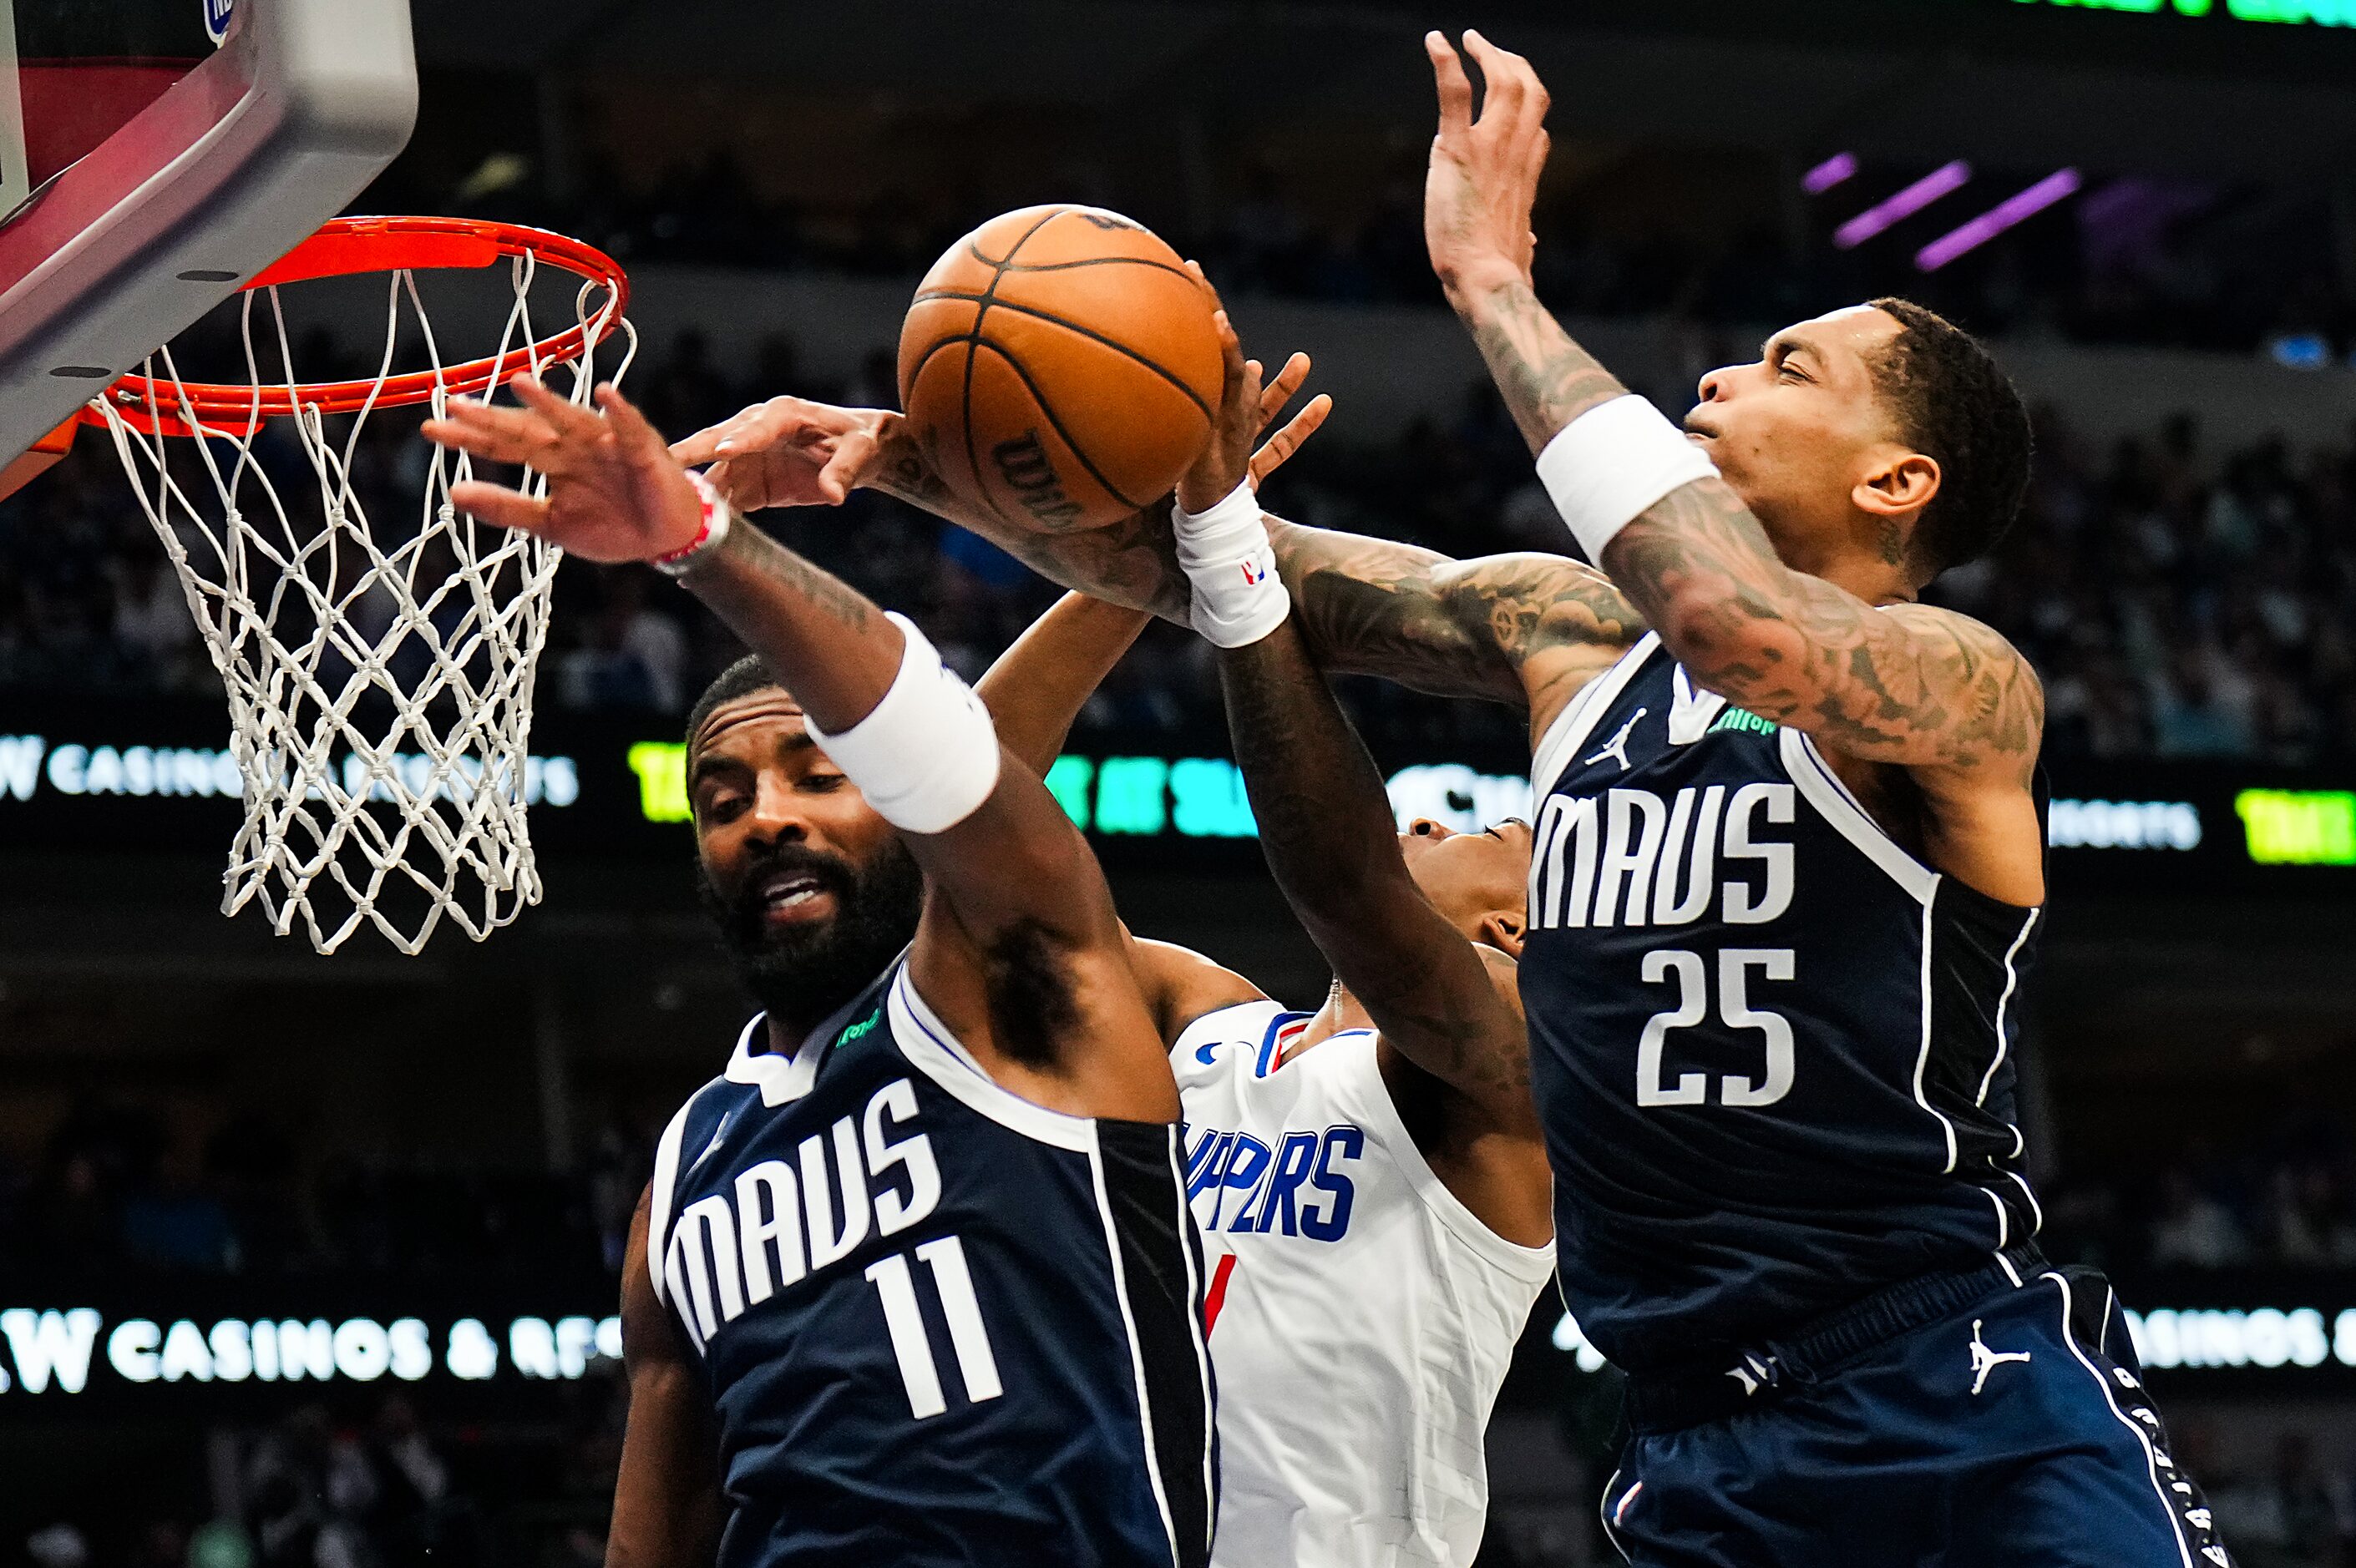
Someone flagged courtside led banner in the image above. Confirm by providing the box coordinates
[0,696,2345,895]
[0,1305,619,1399]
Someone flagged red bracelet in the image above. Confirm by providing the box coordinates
[654,470,733,577]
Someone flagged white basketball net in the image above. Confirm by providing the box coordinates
[92,254,635,955]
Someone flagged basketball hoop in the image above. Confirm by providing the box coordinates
[84,216,636,955]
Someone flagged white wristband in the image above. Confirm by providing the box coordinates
[1535,393,1720,564]
[1173,480,1290,649]
[804,614,1001,835]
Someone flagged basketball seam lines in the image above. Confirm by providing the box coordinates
[960,207,1065,527]
[941,250,1197,283]
[975,341,1143,511]
[917,291,1215,422]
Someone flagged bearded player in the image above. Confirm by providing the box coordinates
[674,33,2229,1566]
[421,378,1219,1568]
[969,327,1552,1567]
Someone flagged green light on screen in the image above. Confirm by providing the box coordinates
[1044,756,1096,828]
[1170,756,1257,838]
[2235,789,2356,865]
[629,742,691,824]
[1094,756,1170,835]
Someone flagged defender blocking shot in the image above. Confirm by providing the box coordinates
[423,378,1212,1568]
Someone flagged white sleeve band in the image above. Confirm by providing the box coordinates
[803,613,1002,835]
[1535,392,1722,564]
[1172,480,1290,649]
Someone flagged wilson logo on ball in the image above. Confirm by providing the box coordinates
[990,433,1085,529]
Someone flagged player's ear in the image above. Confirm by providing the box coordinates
[1478,911,1526,960]
[1854,448,1940,521]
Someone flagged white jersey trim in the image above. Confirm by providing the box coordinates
[1088,1135,1184,1568]
[722,1012,830,1106]
[1975,907,2042,1105]
[1325,1029,1558,1277]
[1779,726,1940,906]
[2043,1271,2197,1568]
[1915,902,1961,1175]
[1179,1001,1558,1274]
[1531,632,1660,798]
[647,1080,719,1310]
[889,966,1098,1154]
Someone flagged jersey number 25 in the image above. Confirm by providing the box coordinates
[1636,948,1795,1108]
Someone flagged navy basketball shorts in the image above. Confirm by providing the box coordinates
[1600,1265,2232,1568]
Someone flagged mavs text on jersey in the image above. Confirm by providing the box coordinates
[1522,631,2044,1378]
[647,959,1215,1568]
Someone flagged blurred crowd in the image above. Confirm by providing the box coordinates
[410,142,2356,364]
[0,1097,645,1282]
[2046,1110,2356,1277]
[4,330,2351,766]
[15,1382,624,1568]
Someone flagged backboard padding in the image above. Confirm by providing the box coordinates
[0,0,417,465]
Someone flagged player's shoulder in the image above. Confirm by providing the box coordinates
[1880,601,2044,695]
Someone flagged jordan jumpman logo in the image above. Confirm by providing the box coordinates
[1584,707,1649,771]
[1968,1318,2032,1393]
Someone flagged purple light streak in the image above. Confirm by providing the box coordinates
[1832,161,1973,250]
[1802,152,1858,195]
[1914,169,2083,272]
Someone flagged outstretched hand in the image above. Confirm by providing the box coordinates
[1177,262,1334,514]
[669,398,895,511]
[1424,29,1550,301]
[422,377,704,563]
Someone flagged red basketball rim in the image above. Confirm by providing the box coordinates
[86,216,631,438]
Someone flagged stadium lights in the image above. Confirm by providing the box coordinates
[1832,163,1973,250]
[1802,153,1858,195]
[1915,169,2084,271]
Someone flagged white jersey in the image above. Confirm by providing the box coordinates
[1173,1000,1555,1568]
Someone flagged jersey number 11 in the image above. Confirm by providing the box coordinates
[866,1235,1005,1419]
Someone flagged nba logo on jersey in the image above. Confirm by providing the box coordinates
[204,0,236,44]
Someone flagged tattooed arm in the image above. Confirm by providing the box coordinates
[1219,609,1537,1141]
[1424,34,2044,795]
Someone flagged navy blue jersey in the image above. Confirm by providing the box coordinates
[647,959,1215,1568]
[1521,634,2044,1378]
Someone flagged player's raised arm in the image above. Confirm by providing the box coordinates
[423,379,1171,1120]
[1422,31,2044,787]
[1173,316,1533,1132]
[673,369,1639,736]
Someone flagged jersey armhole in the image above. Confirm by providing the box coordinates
[646,1084,715,1309]
[1530,631,1660,797]
[888,968,1101,1154]
[1342,1036,1557,1277]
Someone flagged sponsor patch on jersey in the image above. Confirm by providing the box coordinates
[1707,705,1777,736]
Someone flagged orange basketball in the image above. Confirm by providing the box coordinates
[899,205,1221,534]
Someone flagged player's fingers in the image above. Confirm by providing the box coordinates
[1212,311,1249,420]
[1184,258,1229,319]
[509,373,605,438]
[1426,31,1474,134]
[420,409,543,468]
[1257,352,1315,432]
[1249,392,1332,485]
[447,480,553,534]
[670,412,749,467]
[815,429,879,505]
[595,383,673,465]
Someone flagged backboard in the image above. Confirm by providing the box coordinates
[0,0,418,477]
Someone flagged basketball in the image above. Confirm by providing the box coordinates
[898,205,1223,534]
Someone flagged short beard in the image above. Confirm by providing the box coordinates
[697,838,925,1036]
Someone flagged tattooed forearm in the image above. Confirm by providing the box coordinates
[1456,276,1630,454]
[1602,480,2044,776]
[863,421,1642,711]
[1219,616,1530,1114]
